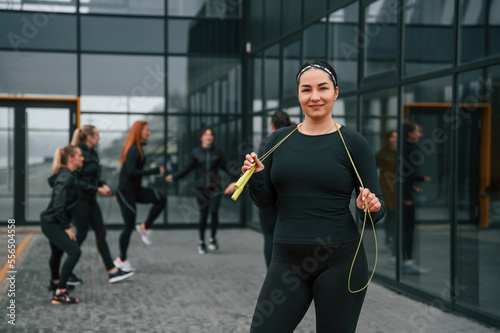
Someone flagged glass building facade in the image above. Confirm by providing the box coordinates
[1,0,500,328]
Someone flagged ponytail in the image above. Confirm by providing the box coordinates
[52,145,79,174]
[70,125,96,146]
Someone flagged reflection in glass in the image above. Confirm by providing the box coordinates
[264,44,279,110]
[168,19,240,55]
[456,66,500,318]
[0,107,14,220]
[168,57,241,115]
[80,0,163,16]
[404,0,454,76]
[0,51,77,96]
[0,0,76,12]
[282,39,301,108]
[167,0,241,18]
[401,76,453,295]
[81,55,164,113]
[460,0,500,63]
[361,88,398,278]
[303,22,326,61]
[26,108,70,221]
[329,1,358,91]
[364,0,398,77]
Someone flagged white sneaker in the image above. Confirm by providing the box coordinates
[136,224,152,245]
[114,257,135,272]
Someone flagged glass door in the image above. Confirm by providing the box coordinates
[0,98,78,225]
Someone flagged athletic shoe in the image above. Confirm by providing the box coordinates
[208,238,219,251]
[136,224,152,245]
[108,268,134,284]
[51,289,78,305]
[113,257,135,272]
[67,273,83,286]
[47,280,74,291]
[198,241,207,254]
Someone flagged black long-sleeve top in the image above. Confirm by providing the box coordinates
[40,167,80,229]
[118,144,160,192]
[248,125,386,245]
[173,146,238,189]
[402,140,426,201]
[76,142,107,201]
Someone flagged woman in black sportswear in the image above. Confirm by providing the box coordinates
[241,60,386,332]
[165,127,237,254]
[41,145,84,304]
[69,125,134,283]
[115,121,166,272]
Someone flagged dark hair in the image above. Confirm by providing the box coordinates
[385,130,397,141]
[296,59,338,89]
[271,111,292,130]
[199,127,214,139]
[403,122,418,139]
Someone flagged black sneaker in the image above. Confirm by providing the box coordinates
[51,288,78,305]
[108,268,134,284]
[47,280,74,291]
[198,241,207,254]
[67,273,83,286]
[208,238,219,251]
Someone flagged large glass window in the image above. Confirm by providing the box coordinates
[364,0,398,77]
[303,21,326,61]
[460,0,500,63]
[263,44,280,110]
[249,0,263,49]
[456,65,500,319]
[282,0,302,36]
[304,0,327,24]
[0,107,14,220]
[168,19,240,55]
[401,76,453,296]
[282,37,301,108]
[81,16,164,53]
[0,51,77,96]
[404,0,454,76]
[167,0,241,18]
[0,12,76,51]
[80,54,164,113]
[361,88,398,279]
[80,0,164,16]
[168,56,241,115]
[264,0,280,45]
[329,1,359,91]
[252,54,263,112]
[0,0,76,12]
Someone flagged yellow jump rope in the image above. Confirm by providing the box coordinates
[231,122,378,293]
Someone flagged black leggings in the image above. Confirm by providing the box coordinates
[194,187,222,242]
[41,223,81,289]
[116,187,166,260]
[250,240,368,333]
[259,208,277,268]
[402,204,415,261]
[73,198,114,271]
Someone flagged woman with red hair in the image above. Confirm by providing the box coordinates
[114,121,166,272]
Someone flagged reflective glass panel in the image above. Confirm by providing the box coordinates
[404,0,454,76]
[401,76,453,295]
[80,0,164,16]
[168,0,241,18]
[0,107,14,220]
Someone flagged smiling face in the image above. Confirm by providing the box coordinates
[297,68,338,122]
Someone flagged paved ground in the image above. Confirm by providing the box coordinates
[0,228,499,333]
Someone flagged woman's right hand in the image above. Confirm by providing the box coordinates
[165,175,173,182]
[65,228,76,241]
[241,152,265,174]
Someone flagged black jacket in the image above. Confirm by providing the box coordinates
[119,144,160,191]
[76,142,106,201]
[40,167,80,229]
[173,146,237,189]
[402,140,426,201]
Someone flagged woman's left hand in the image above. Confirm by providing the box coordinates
[224,182,236,195]
[356,187,381,213]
